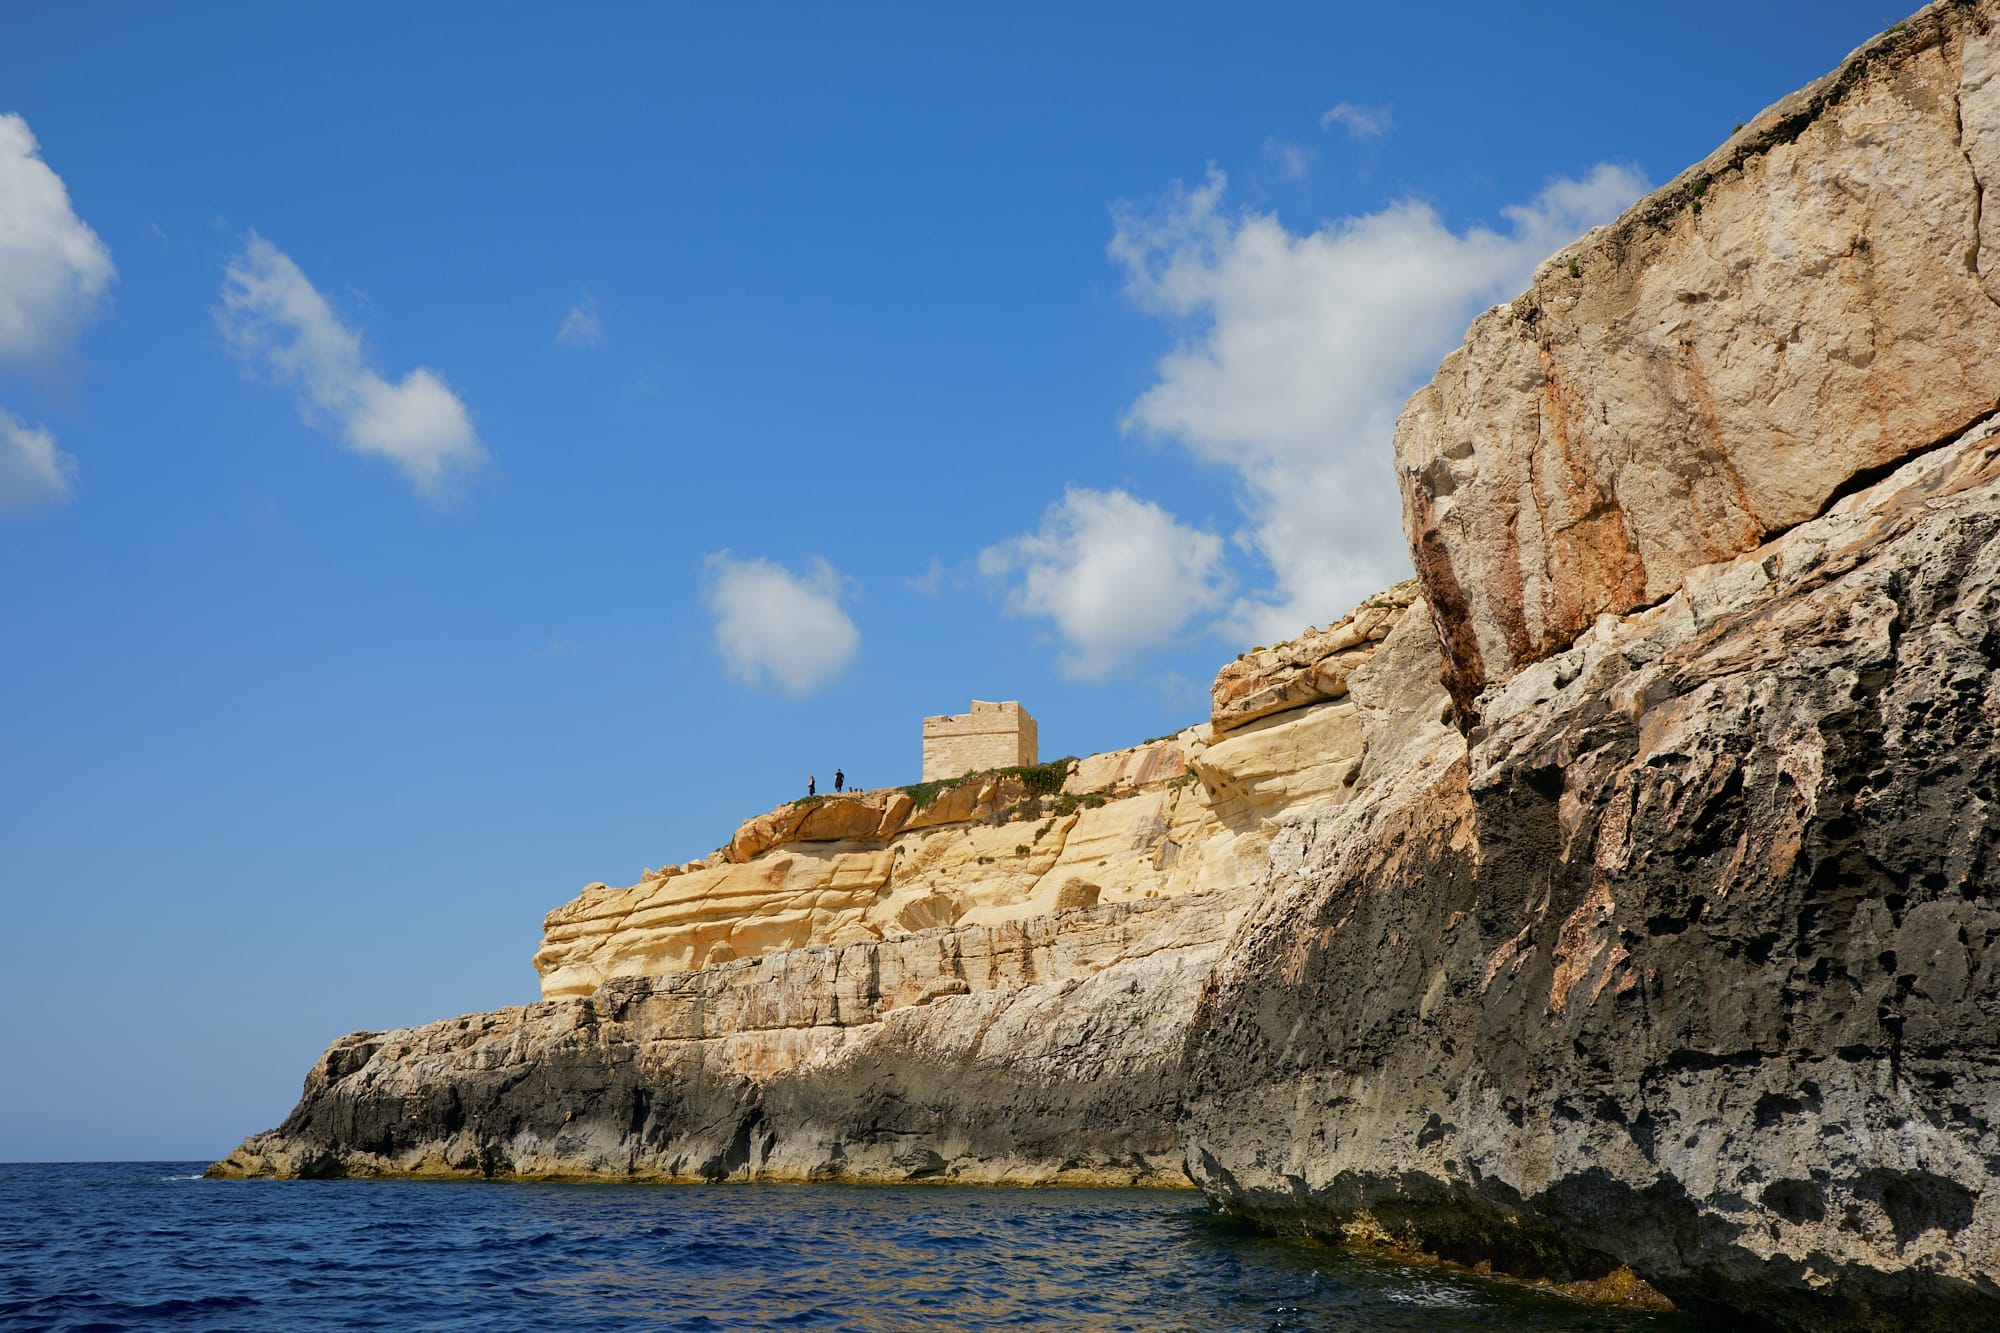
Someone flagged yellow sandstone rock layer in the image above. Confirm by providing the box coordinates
[534,608,1412,1000]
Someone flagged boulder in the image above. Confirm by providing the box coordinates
[1210,582,1418,736]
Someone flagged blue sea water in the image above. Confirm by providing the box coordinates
[0,1163,1712,1331]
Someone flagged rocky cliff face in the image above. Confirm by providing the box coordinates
[1398,0,2000,719]
[215,7,2000,1326]
[213,892,1238,1186]
[1183,418,2000,1330]
[214,593,1404,1186]
[1180,5,2000,1328]
[532,587,1417,1003]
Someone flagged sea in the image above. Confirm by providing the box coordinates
[0,1163,1714,1331]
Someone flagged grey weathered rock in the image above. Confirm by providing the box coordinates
[1181,418,2000,1330]
[213,8,2000,1330]
[212,891,1247,1186]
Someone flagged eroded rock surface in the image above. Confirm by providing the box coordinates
[535,715,1358,1000]
[1209,582,1417,737]
[218,588,1389,1186]
[1183,412,2000,1331]
[214,892,1242,1186]
[214,11,2000,1328]
[1398,0,2000,716]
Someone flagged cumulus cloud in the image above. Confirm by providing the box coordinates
[0,113,114,517]
[556,296,602,347]
[0,409,76,514]
[704,553,861,697]
[1108,162,1646,643]
[218,235,485,498]
[1320,102,1392,139]
[978,487,1228,680]
[0,113,114,372]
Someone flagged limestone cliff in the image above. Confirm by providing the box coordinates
[1398,0,2000,719]
[213,592,1402,1186]
[213,7,2000,1327]
[1181,5,2000,1328]
[1184,418,2000,1330]
[212,894,1236,1186]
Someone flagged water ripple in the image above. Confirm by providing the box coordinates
[0,1163,1706,1332]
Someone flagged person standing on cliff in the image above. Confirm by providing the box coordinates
[807,775,816,797]
[834,769,844,793]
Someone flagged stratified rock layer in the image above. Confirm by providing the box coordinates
[534,660,1403,1000]
[215,892,1241,1186]
[1397,0,2000,716]
[1183,410,2000,1331]
[214,9,2000,1328]
[1209,582,1417,738]
[217,594,1403,1187]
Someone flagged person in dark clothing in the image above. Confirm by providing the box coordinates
[808,775,816,797]
[834,769,845,793]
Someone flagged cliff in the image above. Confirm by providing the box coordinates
[212,586,1413,1186]
[1183,4,2000,1328]
[1184,417,2000,1330]
[532,590,1409,1002]
[211,894,1236,1186]
[214,5,2000,1326]
[1398,0,2000,719]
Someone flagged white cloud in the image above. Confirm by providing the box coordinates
[1109,162,1646,643]
[0,113,112,518]
[704,553,861,697]
[217,235,485,498]
[556,296,602,347]
[979,487,1228,680]
[1320,102,1392,139]
[1263,137,1311,181]
[0,409,76,514]
[0,113,114,373]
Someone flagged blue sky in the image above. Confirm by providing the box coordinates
[0,2,1914,1160]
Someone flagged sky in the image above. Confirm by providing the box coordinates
[0,1,1918,1161]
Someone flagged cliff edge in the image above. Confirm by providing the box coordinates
[1399,0,2000,720]
[211,587,1414,1187]
[1184,4,2000,1328]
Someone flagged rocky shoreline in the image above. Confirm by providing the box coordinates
[211,891,1235,1188]
[215,5,2000,1328]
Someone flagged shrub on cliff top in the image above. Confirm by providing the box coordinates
[1050,791,1108,818]
[896,779,948,811]
[996,758,1073,796]
[892,758,1072,816]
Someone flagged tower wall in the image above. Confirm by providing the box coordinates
[921,700,1038,782]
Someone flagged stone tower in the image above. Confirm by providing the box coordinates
[921,700,1038,782]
